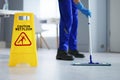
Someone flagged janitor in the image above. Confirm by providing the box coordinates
[56,0,91,60]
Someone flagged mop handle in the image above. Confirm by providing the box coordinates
[88,23,93,63]
[88,23,92,55]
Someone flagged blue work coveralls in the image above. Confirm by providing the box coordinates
[58,0,78,51]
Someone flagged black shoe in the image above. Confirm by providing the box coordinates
[56,50,74,60]
[69,50,85,58]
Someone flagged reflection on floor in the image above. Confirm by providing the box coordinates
[0,48,120,80]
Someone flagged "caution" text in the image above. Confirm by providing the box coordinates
[15,25,32,31]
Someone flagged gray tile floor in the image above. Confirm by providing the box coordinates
[0,48,120,80]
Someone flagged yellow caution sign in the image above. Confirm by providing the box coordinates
[9,12,38,67]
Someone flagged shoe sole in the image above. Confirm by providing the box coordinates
[56,57,74,61]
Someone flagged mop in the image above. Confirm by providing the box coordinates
[72,23,111,66]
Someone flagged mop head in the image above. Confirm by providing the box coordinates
[72,54,111,66]
[72,62,111,66]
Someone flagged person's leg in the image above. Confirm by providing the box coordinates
[69,1,85,58]
[69,0,78,51]
[56,0,73,60]
[58,0,73,51]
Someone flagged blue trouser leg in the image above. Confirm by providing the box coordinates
[58,0,78,51]
[58,0,73,51]
[69,1,78,50]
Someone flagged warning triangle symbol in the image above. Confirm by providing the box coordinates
[14,32,32,46]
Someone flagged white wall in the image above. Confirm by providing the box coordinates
[78,0,89,52]
[78,0,107,52]
[89,0,107,52]
[108,0,120,52]
[23,0,40,18]
[23,0,59,49]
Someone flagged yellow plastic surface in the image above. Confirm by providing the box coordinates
[9,12,38,67]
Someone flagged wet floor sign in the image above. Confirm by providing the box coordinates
[9,12,38,67]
